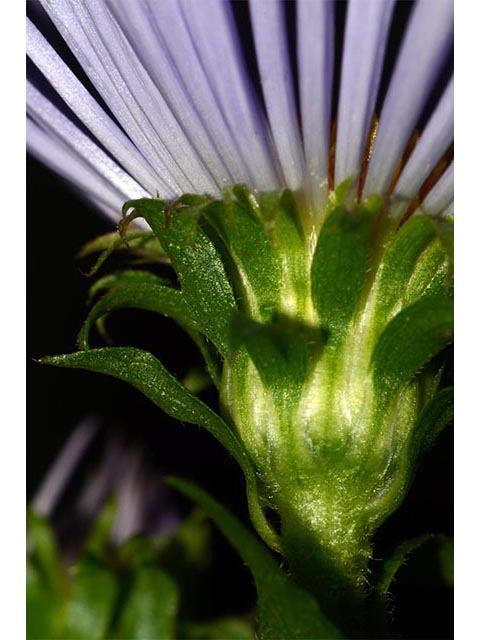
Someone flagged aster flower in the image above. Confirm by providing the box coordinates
[27,0,452,221]
[28,1,453,637]
[28,418,256,639]
[30,417,179,553]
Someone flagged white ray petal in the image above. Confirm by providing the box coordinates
[111,452,144,544]
[393,77,453,210]
[335,0,395,186]
[27,117,130,220]
[364,0,453,197]
[297,0,334,211]
[27,81,149,202]
[27,18,166,196]
[171,0,279,190]
[33,1,182,193]
[440,202,454,219]
[249,0,304,189]
[32,418,98,517]
[77,434,128,516]
[105,0,241,189]
[39,0,217,194]
[417,162,454,216]
[79,0,218,193]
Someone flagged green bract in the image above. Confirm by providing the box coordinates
[44,186,453,634]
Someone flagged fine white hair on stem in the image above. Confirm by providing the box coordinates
[27,0,453,221]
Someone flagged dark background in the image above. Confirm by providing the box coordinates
[27,0,453,636]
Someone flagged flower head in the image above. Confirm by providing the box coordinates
[29,1,454,631]
[27,0,453,222]
[30,417,179,555]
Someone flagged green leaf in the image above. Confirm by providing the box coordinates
[432,218,454,268]
[122,198,236,355]
[311,204,376,338]
[267,190,310,312]
[27,561,62,640]
[410,386,454,456]
[375,217,436,319]
[111,566,178,640]
[168,477,344,640]
[180,617,255,640]
[373,293,453,411]
[159,509,212,578]
[42,347,242,462]
[87,269,170,303]
[42,347,280,552]
[394,536,454,589]
[203,188,280,321]
[179,325,222,390]
[376,534,453,597]
[78,231,152,258]
[230,314,324,407]
[27,509,63,595]
[402,239,451,308]
[374,216,452,329]
[61,557,119,640]
[171,509,212,569]
[84,498,117,559]
[27,511,67,639]
[182,366,214,395]
[78,283,203,349]
[117,535,164,569]
[158,510,212,621]
[79,230,165,276]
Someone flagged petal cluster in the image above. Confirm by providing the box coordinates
[27,0,453,221]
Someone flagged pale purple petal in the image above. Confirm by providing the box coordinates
[111,452,144,544]
[29,0,454,220]
[27,118,131,219]
[393,77,453,210]
[297,0,334,211]
[418,162,454,216]
[440,202,454,219]
[32,418,98,517]
[105,0,245,188]
[77,434,129,516]
[38,0,217,195]
[335,0,395,186]
[38,1,184,194]
[27,81,149,202]
[249,0,304,189]
[364,0,453,197]
[27,18,165,196]
[173,0,279,190]
[78,0,218,193]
